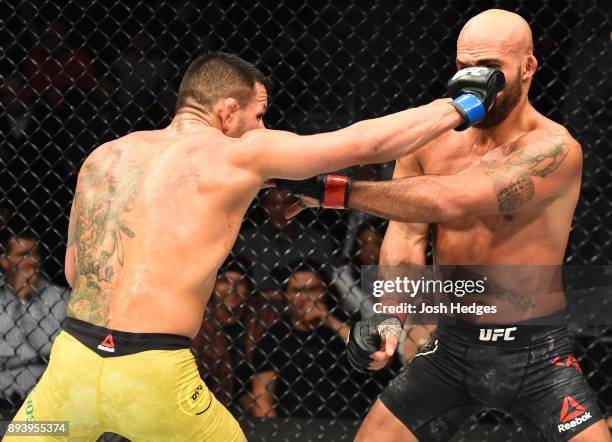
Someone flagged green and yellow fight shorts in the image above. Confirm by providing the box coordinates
[7,317,245,441]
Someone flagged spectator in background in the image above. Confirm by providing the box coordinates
[235,189,335,294]
[192,257,254,408]
[0,229,68,410]
[193,256,286,410]
[250,261,358,419]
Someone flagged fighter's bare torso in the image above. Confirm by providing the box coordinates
[407,104,582,320]
[66,127,262,337]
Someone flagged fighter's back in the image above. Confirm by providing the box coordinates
[66,128,260,337]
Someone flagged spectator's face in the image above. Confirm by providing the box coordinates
[286,271,325,318]
[212,270,249,324]
[357,227,382,265]
[0,237,40,280]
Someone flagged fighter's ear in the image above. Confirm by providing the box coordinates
[217,98,240,132]
[523,55,537,81]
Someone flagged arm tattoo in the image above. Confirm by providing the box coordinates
[67,159,142,325]
[481,135,569,212]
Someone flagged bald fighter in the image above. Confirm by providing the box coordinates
[5,52,502,441]
[281,10,610,442]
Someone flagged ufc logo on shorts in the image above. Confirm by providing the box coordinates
[479,327,517,342]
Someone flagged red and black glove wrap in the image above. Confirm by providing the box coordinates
[276,174,353,209]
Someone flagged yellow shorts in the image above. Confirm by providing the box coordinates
[7,319,245,441]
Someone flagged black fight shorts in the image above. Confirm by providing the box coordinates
[380,313,603,442]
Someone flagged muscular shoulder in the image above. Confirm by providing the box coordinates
[81,136,130,169]
[508,119,582,178]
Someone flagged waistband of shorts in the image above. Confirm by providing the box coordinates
[436,309,567,347]
[63,317,191,357]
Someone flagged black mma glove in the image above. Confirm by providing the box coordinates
[346,314,402,373]
[276,174,352,209]
[447,66,505,131]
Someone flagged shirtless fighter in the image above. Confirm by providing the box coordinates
[6,53,502,440]
[280,9,611,442]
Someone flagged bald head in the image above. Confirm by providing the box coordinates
[455,9,537,127]
[459,9,533,58]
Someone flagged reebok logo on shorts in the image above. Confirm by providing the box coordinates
[97,334,116,353]
[558,396,591,433]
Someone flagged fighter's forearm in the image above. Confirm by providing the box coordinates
[348,176,462,223]
[356,101,463,164]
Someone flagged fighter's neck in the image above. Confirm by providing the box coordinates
[470,98,534,147]
[169,108,222,134]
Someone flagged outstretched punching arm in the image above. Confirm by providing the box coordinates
[243,100,462,180]
[237,67,504,181]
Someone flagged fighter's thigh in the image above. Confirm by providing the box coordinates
[568,420,611,442]
[7,384,100,441]
[355,399,418,442]
[105,349,245,441]
[511,343,606,441]
[6,333,102,441]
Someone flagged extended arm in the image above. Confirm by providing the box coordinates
[240,100,462,180]
[349,130,580,223]
[246,66,503,181]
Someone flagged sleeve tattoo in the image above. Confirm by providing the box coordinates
[480,135,570,212]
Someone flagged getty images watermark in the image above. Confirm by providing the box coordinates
[371,274,496,316]
[360,265,612,325]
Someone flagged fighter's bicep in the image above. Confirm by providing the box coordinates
[237,127,369,180]
[456,134,581,215]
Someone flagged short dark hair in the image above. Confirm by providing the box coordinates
[175,52,270,113]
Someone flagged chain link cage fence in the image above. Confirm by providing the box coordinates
[1,0,611,440]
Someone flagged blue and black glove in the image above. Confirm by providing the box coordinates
[447,67,505,131]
